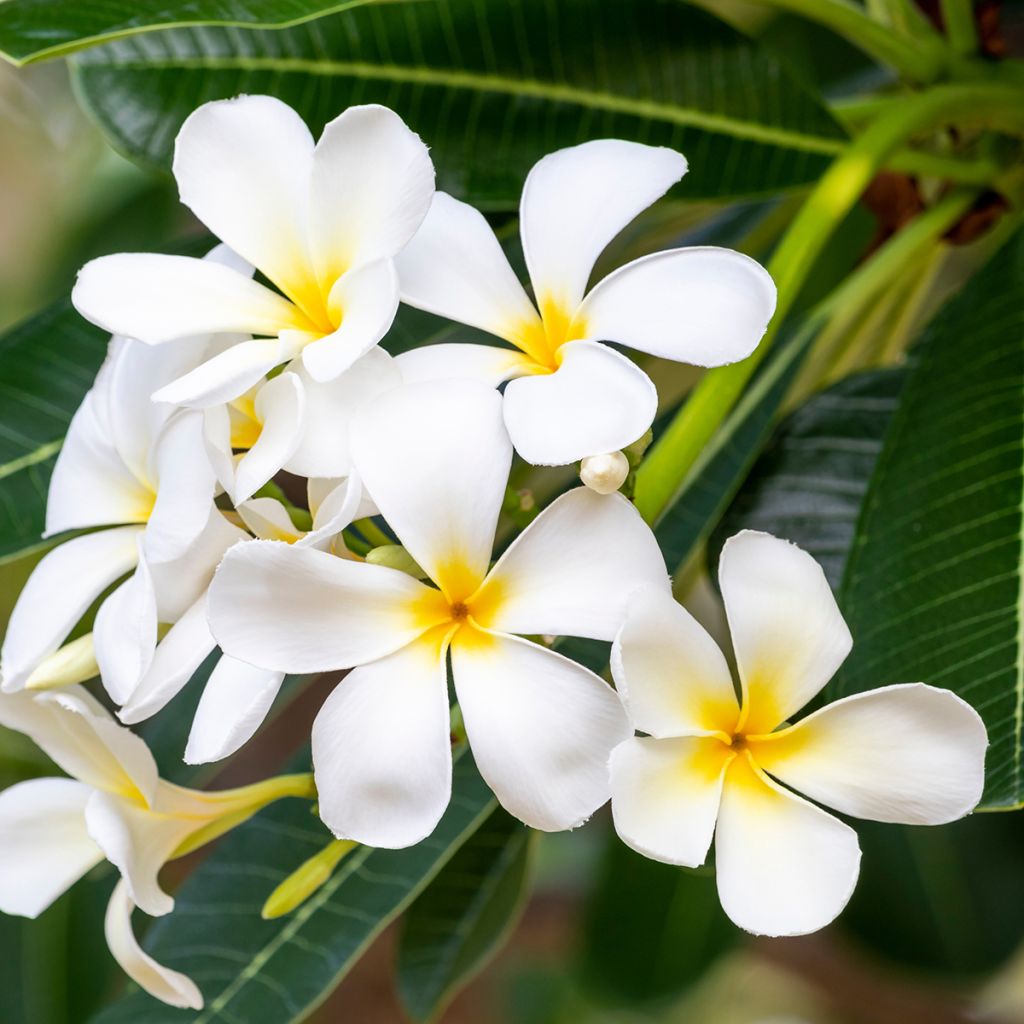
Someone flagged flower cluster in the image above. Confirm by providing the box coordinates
[0,97,986,1007]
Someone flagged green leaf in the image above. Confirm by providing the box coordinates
[0,0,376,65]
[72,0,846,205]
[0,300,108,562]
[578,831,736,1006]
[830,227,1024,809]
[397,808,535,1022]
[89,747,496,1023]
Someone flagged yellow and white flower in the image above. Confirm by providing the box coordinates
[72,97,435,403]
[208,380,669,848]
[394,140,776,465]
[608,531,988,937]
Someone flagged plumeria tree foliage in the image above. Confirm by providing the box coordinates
[0,0,1021,1020]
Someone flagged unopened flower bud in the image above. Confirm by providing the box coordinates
[580,451,630,494]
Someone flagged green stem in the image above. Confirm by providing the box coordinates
[939,0,979,56]
[737,0,948,81]
[353,517,392,549]
[888,149,1002,185]
[634,82,1024,525]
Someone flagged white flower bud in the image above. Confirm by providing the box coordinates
[580,451,630,494]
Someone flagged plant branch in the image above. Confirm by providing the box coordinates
[939,0,979,57]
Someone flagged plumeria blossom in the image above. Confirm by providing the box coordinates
[0,332,230,702]
[208,379,669,848]
[120,476,364,765]
[72,97,435,403]
[0,688,312,1008]
[394,140,777,465]
[202,346,401,504]
[608,531,987,937]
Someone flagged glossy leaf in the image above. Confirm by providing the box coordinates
[397,808,535,1022]
[830,227,1024,809]
[72,0,846,204]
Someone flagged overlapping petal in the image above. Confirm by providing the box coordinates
[395,342,533,388]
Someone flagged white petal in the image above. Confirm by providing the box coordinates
[173,94,314,303]
[577,247,776,366]
[236,498,304,543]
[751,684,988,825]
[301,260,399,382]
[502,341,657,466]
[0,688,158,804]
[520,139,687,311]
[231,373,306,504]
[208,540,444,673]
[1,527,142,692]
[119,597,216,724]
[284,348,401,479]
[184,658,285,764]
[477,488,668,640]
[0,778,102,917]
[309,103,434,287]
[451,630,630,830]
[395,342,532,387]
[152,338,290,408]
[105,879,203,1010]
[144,410,218,563]
[611,586,739,738]
[73,254,305,344]
[45,386,152,536]
[609,736,731,867]
[395,191,541,345]
[719,531,852,735]
[301,474,364,549]
[94,549,158,705]
[714,753,861,937]
[312,632,452,847]
[351,380,512,597]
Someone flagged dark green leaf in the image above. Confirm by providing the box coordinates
[72,0,846,205]
[830,227,1024,809]
[89,747,496,1024]
[397,808,535,1022]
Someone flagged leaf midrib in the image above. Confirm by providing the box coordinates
[75,54,844,157]
[0,439,62,483]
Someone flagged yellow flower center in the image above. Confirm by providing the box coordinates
[512,296,586,373]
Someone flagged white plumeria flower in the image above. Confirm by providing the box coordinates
[208,380,669,848]
[0,689,310,1008]
[0,334,228,701]
[72,97,435,403]
[394,140,777,465]
[608,531,988,937]
[203,346,401,504]
[120,476,365,766]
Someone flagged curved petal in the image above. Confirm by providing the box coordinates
[208,540,445,673]
[1,526,142,692]
[152,338,290,408]
[719,531,852,735]
[230,372,306,504]
[312,630,452,847]
[751,684,987,825]
[285,348,401,479]
[520,139,687,310]
[609,736,732,867]
[301,260,399,382]
[45,387,152,536]
[611,586,739,738]
[452,630,630,830]
[302,474,364,550]
[105,879,203,1009]
[0,778,102,917]
[715,752,861,936]
[173,94,314,302]
[351,380,512,598]
[73,254,304,344]
[0,689,158,805]
[577,247,776,366]
[310,103,434,287]
[184,658,285,765]
[236,498,304,543]
[395,342,532,388]
[477,488,668,640]
[395,191,541,345]
[119,597,216,724]
[502,341,657,466]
